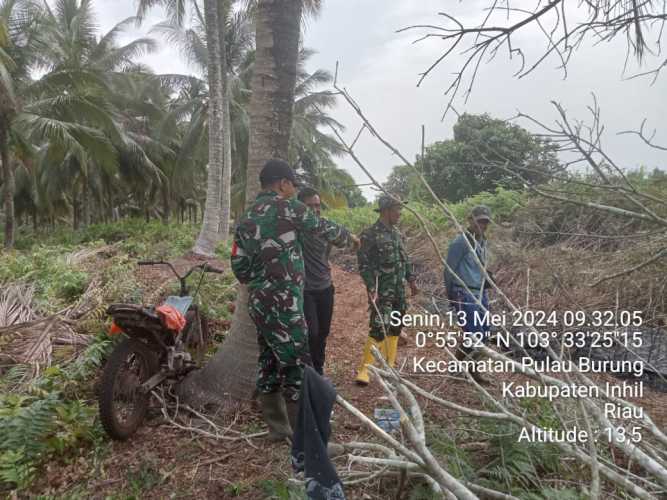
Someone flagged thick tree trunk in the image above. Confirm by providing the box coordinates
[0,124,14,249]
[179,0,303,406]
[193,0,225,256]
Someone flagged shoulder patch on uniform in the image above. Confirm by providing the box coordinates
[231,241,246,257]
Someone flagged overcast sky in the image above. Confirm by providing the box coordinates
[93,0,666,199]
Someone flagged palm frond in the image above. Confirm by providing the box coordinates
[157,73,203,91]
[15,111,117,170]
[0,51,16,110]
[25,69,110,97]
[135,0,165,25]
[151,21,206,73]
[295,68,332,95]
[89,16,139,61]
[94,37,158,71]
[24,94,122,145]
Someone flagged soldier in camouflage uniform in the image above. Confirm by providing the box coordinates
[355,195,418,385]
[231,159,358,440]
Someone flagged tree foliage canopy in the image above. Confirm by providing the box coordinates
[386,113,560,202]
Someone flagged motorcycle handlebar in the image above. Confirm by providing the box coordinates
[138,260,223,280]
[201,264,224,274]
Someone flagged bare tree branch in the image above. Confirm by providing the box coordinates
[399,1,667,116]
[619,118,667,150]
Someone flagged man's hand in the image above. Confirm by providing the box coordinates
[349,234,361,252]
[409,281,419,297]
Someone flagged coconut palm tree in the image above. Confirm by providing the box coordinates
[109,70,179,222]
[137,0,230,255]
[286,48,369,207]
[0,0,42,247]
[21,0,161,229]
[153,3,253,219]
[179,0,305,405]
[290,49,344,167]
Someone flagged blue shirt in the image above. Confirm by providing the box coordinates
[445,232,488,296]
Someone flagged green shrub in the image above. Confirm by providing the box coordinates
[258,479,305,500]
[477,417,563,494]
[14,219,198,259]
[325,205,376,234]
[0,333,114,491]
[449,187,527,223]
[325,187,526,234]
[0,245,90,312]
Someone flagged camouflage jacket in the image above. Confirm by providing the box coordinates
[357,219,414,299]
[231,191,352,292]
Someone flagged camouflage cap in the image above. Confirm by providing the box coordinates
[374,194,404,212]
[471,204,491,222]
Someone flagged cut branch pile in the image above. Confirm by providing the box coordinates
[0,283,91,378]
[334,346,667,499]
[318,71,667,498]
[0,283,37,328]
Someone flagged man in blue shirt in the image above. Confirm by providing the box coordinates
[445,205,493,384]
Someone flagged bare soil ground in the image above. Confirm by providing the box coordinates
[28,263,667,499]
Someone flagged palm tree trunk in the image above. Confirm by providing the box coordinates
[193,0,225,256]
[0,123,14,249]
[220,93,232,238]
[179,0,303,405]
[218,1,232,243]
[107,187,114,222]
[162,181,170,223]
[72,180,80,231]
[82,174,89,227]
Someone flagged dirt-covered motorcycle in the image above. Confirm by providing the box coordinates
[98,260,222,440]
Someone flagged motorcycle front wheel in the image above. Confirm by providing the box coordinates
[99,337,159,440]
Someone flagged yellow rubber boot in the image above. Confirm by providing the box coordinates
[355,337,386,385]
[386,335,399,368]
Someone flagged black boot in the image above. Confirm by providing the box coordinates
[258,392,292,441]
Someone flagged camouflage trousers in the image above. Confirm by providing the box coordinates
[368,298,406,341]
[248,288,308,400]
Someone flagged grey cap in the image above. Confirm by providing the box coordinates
[471,204,491,222]
[375,194,403,212]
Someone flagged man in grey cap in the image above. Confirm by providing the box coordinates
[445,205,493,384]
